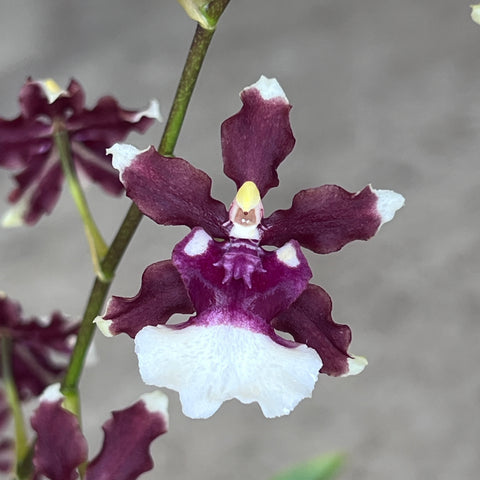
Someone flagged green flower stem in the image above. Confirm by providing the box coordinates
[1,336,29,472]
[54,128,108,280]
[60,0,230,416]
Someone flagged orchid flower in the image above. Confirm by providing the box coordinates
[97,76,404,418]
[0,78,160,226]
[0,293,78,400]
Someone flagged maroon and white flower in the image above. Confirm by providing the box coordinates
[96,76,404,418]
[31,383,168,480]
[0,292,78,400]
[0,78,160,226]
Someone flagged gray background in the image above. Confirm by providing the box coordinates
[0,1,478,479]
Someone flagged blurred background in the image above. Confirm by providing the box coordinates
[0,1,478,479]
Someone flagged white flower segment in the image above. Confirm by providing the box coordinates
[135,323,322,419]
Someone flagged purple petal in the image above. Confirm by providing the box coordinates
[0,116,52,169]
[19,78,85,119]
[86,391,168,480]
[67,96,159,146]
[73,143,124,196]
[262,185,405,254]
[172,228,311,326]
[272,284,366,376]
[0,294,78,400]
[31,385,88,480]
[97,260,194,338]
[3,153,64,226]
[221,76,295,197]
[109,144,229,237]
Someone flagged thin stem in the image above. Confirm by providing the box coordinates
[60,0,230,406]
[1,336,29,471]
[54,128,108,280]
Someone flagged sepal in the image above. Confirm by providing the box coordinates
[221,76,295,197]
[95,260,194,338]
[86,391,168,480]
[31,384,88,480]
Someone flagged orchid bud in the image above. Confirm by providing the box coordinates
[177,0,216,30]
[471,4,480,25]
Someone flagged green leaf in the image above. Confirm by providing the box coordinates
[269,452,346,480]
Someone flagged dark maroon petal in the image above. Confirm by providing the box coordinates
[31,387,88,480]
[0,116,52,169]
[6,155,64,226]
[110,145,229,237]
[272,284,354,376]
[262,185,383,254]
[19,78,85,119]
[172,228,311,324]
[221,77,295,197]
[68,96,157,145]
[86,392,168,480]
[0,295,78,400]
[99,260,194,338]
[73,144,124,196]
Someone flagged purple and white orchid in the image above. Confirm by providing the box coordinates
[0,78,160,226]
[0,292,78,400]
[96,76,404,418]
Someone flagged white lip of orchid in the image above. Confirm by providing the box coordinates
[135,322,322,419]
[228,181,264,240]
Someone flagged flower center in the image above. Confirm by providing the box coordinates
[228,181,264,240]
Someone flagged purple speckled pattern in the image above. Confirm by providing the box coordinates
[273,284,353,376]
[31,397,88,480]
[0,78,157,224]
[221,87,295,197]
[86,397,168,480]
[103,260,194,338]
[0,294,78,400]
[172,227,312,339]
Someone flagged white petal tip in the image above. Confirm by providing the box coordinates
[107,143,149,177]
[133,99,163,122]
[342,355,368,377]
[140,390,169,421]
[372,188,405,226]
[1,204,27,228]
[245,75,289,102]
[39,383,64,403]
[93,317,113,337]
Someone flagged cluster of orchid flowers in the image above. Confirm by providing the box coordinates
[0,74,403,478]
